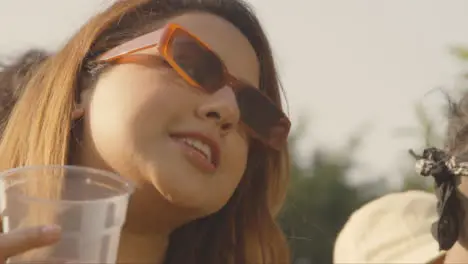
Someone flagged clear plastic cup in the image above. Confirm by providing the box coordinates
[0,165,135,264]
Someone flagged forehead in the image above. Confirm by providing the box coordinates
[166,12,260,86]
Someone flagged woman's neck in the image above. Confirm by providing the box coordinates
[444,241,468,263]
[117,229,169,264]
[444,188,468,263]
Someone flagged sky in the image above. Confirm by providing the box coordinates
[1,0,468,186]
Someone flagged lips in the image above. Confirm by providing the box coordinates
[170,132,221,172]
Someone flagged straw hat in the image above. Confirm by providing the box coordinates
[333,190,442,263]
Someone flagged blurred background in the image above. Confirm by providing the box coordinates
[2,0,468,263]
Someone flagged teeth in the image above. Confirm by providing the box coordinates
[181,138,212,162]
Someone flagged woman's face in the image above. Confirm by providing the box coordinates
[76,12,260,220]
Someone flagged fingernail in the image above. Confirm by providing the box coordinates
[41,225,61,240]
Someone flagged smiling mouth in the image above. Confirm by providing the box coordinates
[180,137,213,162]
[170,133,220,172]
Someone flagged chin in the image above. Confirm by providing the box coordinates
[157,185,225,217]
[143,163,227,215]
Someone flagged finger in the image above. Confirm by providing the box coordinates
[0,225,61,258]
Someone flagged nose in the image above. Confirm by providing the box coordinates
[196,87,241,134]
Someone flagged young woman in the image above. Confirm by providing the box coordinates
[0,0,291,263]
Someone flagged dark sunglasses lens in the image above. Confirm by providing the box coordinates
[170,33,224,92]
[235,87,289,147]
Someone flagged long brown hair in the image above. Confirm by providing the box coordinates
[0,50,49,135]
[0,1,291,263]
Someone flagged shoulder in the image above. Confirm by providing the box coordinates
[426,252,446,264]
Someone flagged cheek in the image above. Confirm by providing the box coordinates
[206,139,249,211]
[84,66,181,180]
[223,140,249,190]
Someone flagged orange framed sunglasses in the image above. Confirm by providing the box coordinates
[96,23,290,150]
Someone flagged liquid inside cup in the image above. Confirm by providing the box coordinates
[0,166,134,264]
